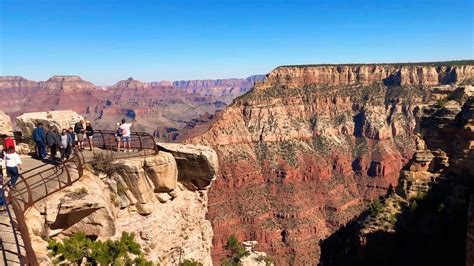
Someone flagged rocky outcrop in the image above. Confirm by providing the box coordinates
[173,75,265,104]
[112,77,150,89]
[0,111,13,135]
[189,62,474,264]
[25,145,218,265]
[257,63,473,89]
[16,110,83,136]
[0,76,38,89]
[159,143,218,190]
[319,86,474,266]
[39,76,95,91]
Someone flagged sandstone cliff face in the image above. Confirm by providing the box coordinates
[38,76,96,91]
[258,64,474,89]
[16,110,84,136]
[173,75,265,104]
[0,76,39,89]
[189,63,474,264]
[0,111,13,135]
[319,86,474,266]
[25,145,218,265]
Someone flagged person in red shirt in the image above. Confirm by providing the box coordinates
[1,134,15,153]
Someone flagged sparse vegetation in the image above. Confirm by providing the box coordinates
[181,259,203,266]
[47,232,154,265]
[90,152,122,177]
[435,97,449,108]
[368,199,383,217]
[221,235,250,266]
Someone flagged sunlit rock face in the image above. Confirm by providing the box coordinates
[189,62,474,264]
[25,145,218,265]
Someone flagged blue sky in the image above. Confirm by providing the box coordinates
[1,0,473,85]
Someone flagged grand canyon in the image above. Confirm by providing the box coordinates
[1,61,473,265]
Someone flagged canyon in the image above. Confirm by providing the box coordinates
[188,62,474,264]
[2,61,474,265]
[0,75,264,141]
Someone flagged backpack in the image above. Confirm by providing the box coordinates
[116,128,123,137]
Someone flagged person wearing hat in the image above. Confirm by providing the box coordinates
[85,120,94,151]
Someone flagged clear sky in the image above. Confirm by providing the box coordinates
[1,0,473,85]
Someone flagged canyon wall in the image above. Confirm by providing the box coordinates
[189,62,474,264]
[319,86,473,266]
[0,75,264,141]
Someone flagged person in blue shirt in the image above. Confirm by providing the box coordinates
[32,122,46,159]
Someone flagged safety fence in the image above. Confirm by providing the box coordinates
[4,130,158,265]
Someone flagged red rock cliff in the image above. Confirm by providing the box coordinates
[189,62,474,264]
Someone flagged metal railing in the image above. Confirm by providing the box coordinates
[4,130,158,265]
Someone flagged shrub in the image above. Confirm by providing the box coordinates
[435,97,449,108]
[368,199,383,217]
[48,232,154,265]
[222,235,250,265]
[181,259,203,266]
[90,152,122,177]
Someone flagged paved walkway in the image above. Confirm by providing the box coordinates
[0,148,155,265]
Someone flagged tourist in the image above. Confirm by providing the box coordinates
[46,127,61,160]
[0,148,4,210]
[119,119,136,152]
[32,122,46,159]
[0,176,4,211]
[60,129,73,160]
[115,122,123,152]
[4,147,22,189]
[68,127,76,148]
[85,121,94,151]
[74,120,85,150]
[1,134,16,152]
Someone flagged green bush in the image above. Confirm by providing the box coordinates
[181,259,203,266]
[221,235,250,266]
[48,232,154,265]
[368,199,383,217]
[435,97,449,108]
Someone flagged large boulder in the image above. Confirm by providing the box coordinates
[158,143,218,190]
[0,111,13,135]
[16,110,83,136]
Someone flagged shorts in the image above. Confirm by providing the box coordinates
[77,133,84,141]
[87,135,93,139]
[122,136,131,143]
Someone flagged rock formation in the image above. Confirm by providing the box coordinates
[25,144,218,265]
[0,111,13,135]
[16,110,84,136]
[38,76,95,91]
[0,75,264,141]
[318,85,474,266]
[188,61,474,264]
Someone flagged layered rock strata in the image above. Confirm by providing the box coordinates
[189,62,474,264]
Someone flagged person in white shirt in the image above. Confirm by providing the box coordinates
[119,119,136,152]
[4,147,22,188]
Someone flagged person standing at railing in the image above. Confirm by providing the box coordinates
[4,147,22,189]
[46,127,61,161]
[119,118,136,153]
[32,123,47,159]
[0,148,4,211]
[115,122,123,152]
[0,174,4,212]
[85,121,94,151]
[74,120,85,150]
[60,129,73,161]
